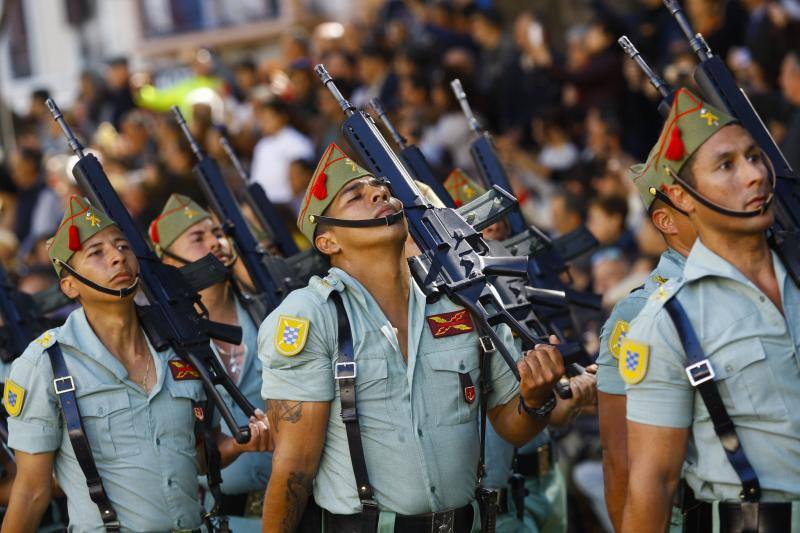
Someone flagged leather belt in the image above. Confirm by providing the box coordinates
[324,504,474,533]
[685,501,792,533]
[515,443,554,478]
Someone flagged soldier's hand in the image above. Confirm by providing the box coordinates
[236,409,273,453]
[517,337,565,408]
[567,372,597,408]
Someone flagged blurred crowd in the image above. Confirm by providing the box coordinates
[2,0,800,529]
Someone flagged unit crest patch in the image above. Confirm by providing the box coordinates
[619,339,650,384]
[3,379,26,417]
[426,310,474,338]
[274,316,310,356]
[169,359,201,381]
[608,320,629,360]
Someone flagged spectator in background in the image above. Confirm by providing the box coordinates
[288,158,315,217]
[101,57,137,130]
[250,99,314,207]
[114,110,157,170]
[350,44,399,111]
[419,72,474,173]
[779,50,800,173]
[550,189,586,237]
[8,148,61,255]
[591,247,630,297]
[586,195,637,257]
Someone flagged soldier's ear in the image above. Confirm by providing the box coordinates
[59,274,80,300]
[314,228,340,257]
[665,184,694,215]
[651,205,678,236]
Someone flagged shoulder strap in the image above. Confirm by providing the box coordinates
[663,298,761,503]
[45,343,120,532]
[330,291,378,532]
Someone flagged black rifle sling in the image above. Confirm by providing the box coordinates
[663,298,762,531]
[45,343,120,532]
[200,401,230,532]
[330,291,379,532]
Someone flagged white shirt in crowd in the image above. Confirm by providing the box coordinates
[250,126,314,204]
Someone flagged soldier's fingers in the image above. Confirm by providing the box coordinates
[585,364,598,375]
[518,353,534,384]
[549,334,560,345]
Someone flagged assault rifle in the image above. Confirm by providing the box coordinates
[215,125,300,257]
[369,98,457,209]
[174,108,326,324]
[315,65,585,384]
[662,0,800,285]
[48,99,255,444]
[449,80,601,341]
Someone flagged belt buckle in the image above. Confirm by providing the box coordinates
[685,360,715,387]
[431,510,455,533]
[537,444,551,477]
[334,361,357,380]
[53,376,75,395]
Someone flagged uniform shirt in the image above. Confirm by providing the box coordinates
[206,297,271,495]
[259,268,520,515]
[597,247,686,395]
[626,239,800,502]
[6,307,204,532]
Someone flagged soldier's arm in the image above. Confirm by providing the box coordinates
[263,399,330,533]
[599,391,628,531]
[622,422,687,533]
[1,451,54,533]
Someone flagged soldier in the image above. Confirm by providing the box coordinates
[597,133,697,531]
[1,196,270,532]
[621,88,798,532]
[149,193,271,530]
[259,143,567,532]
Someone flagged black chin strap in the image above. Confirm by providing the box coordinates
[161,248,239,270]
[310,210,405,229]
[57,260,139,298]
[664,160,776,219]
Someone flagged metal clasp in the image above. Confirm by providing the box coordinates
[685,360,715,387]
[334,361,357,380]
[479,336,496,354]
[53,376,76,395]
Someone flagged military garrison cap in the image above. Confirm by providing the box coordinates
[48,195,116,276]
[297,143,373,246]
[631,87,736,210]
[148,194,211,253]
[444,168,485,208]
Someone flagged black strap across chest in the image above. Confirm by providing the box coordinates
[330,291,379,532]
[45,343,120,532]
[663,298,761,503]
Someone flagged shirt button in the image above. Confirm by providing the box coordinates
[430,486,436,493]
[759,296,766,303]
[417,429,423,437]
[725,365,734,373]
[167,479,173,487]
[155,438,160,446]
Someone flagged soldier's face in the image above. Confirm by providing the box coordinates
[685,124,774,234]
[315,176,407,255]
[165,218,233,267]
[61,226,139,301]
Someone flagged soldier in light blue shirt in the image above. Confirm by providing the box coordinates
[622,89,800,532]
[259,144,568,532]
[152,194,271,530]
[596,126,696,530]
[1,195,270,532]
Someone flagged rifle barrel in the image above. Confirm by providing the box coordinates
[618,36,671,100]
[315,65,355,116]
[171,106,204,160]
[663,0,711,61]
[370,98,407,149]
[450,79,481,133]
[46,99,85,158]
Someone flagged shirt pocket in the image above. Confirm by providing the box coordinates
[351,358,391,430]
[710,338,788,421]
[166,380,205,450]
[77,389,141,460]
[426,348,480,426]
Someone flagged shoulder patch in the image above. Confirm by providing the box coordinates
[619,339,650,384]
[608,320,629,360]
[34,330,56,349]
[168,359,201,381]
[3,379,26,417]
[651,275,669,285]
[426,309,475,338]
[274,315,310,356]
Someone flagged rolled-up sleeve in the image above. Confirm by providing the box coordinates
[6,351,63,454]
[487,325,520,410]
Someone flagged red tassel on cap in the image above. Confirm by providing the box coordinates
[311,171,328,200]
[68,224,81,251]
[149,221,160,243]
[665,126,686,161]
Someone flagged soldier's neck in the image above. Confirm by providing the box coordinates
[83,300,149,362]
[200,281,238,326]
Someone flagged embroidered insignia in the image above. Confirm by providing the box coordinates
[608,320,629,360]
[464,385,476,404]
[194,406,205,421]
[3,379,26,417]
[426,310,475,338]
[651,275,669,285]
[650,285,669,302]
[35,331,55,349]
[344,158,359,172]
[274,315,310,357]
[619,339,649,384]
[85,211,101,227]
[184,207,198,219]
[168,359,201,381]
[700,108,719,127]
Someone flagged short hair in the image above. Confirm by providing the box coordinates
[473,7,503,28]
[554,189,587,220]
[590,194,628,225]
[31,88,50,102]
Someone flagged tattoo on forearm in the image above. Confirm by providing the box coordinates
[282,471,312,532]
[266,400,303,433]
